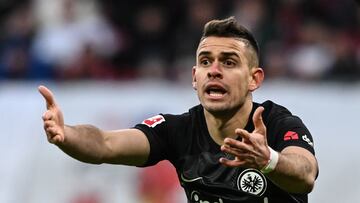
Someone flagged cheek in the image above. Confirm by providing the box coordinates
[193,74,204,91]
[232,75,250,94]
[194,71,205,84]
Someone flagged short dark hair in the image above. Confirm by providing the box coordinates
[201,16,260,66]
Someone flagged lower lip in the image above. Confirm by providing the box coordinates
[206,92,227,100]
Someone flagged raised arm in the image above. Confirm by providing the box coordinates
[219,107,318,194]
[38,85,150,166]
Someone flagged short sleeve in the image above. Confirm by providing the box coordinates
[134,114,170,167]
[270,116,315,155]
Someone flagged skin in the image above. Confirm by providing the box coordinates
[39,36,318,194]
[39,85,150,166]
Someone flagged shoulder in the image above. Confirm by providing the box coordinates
[162,104,202,126]
[135,105,203,166]
[258,100,310,140]
[137,104,203,135]
[258,100,315,153]
[260,100,292,118]
[259,100,302,125]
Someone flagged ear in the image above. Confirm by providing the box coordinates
[192,66,197,90]
[248,67,264,92]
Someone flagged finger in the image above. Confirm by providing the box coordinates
[219,157,244,167]
[221,145,255,161]
[221,145,246,157]
[220,156,258,168]
[253,106,266,134]
[234,129,251,142]
[219,158,257,168]
[44,120,56,128]
[220,156,256,168]
[52,135,64,143]
[42,111,54,121]
[45,127,64,143]
[38,85,56,109]
[45,126,59,136]
[224,137,252,151]
[48,135,63,144]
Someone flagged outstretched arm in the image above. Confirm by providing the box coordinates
[219,107,318,194]
[38,85,150,166]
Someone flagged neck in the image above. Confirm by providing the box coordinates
[204,99,253,145]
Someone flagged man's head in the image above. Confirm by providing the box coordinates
[192,17,264,116]
[200,16,260,68]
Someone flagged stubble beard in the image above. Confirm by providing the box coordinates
[202,99,246,119]
[200,91,250,119]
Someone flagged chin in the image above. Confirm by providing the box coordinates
[201,99,243,116]
[203,103,232,115]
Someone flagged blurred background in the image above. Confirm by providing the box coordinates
[0,0,359,202]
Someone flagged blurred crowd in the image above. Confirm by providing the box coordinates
[0,0,359,82]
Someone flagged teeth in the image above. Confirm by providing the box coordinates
[209,90,224,97]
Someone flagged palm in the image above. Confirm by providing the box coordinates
[219,107,270,169]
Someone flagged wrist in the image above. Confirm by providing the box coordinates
[260,146,279,174]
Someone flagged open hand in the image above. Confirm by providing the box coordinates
[219,107,270,169]
[38,85,65,145]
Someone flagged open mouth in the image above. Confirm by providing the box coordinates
[205,85,227,98]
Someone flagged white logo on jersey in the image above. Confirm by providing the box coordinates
[190,191,224,203]
[302,134,314,147]
[237,169,267,196]
[142,115,165,128]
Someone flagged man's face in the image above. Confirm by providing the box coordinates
[192,36,260,115]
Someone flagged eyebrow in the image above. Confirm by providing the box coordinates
[221,51,240,59]
[198,51,211,57]
[197,51,240,59]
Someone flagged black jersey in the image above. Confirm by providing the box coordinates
[134,100,316,203]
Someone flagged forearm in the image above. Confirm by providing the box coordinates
[57,124,109,164]
[39,86,149,166]
[266,149,317,194]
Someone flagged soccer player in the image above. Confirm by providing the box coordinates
[39,17,318,202]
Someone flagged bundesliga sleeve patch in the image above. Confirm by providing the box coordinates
[142,115,166,128]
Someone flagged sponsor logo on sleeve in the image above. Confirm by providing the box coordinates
[142,115,165,128]
[283,131,299,141]
[302,134,314,147]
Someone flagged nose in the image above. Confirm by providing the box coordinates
[207,61,223,79]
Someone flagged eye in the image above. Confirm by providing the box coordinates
[200,59,211,67]
[222,59,236,67]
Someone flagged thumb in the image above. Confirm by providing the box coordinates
[38,85,56,109]
[253,106,266,135]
